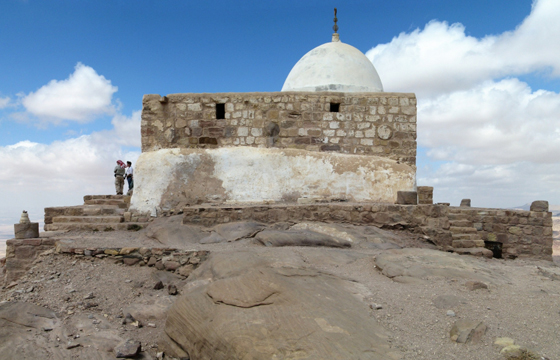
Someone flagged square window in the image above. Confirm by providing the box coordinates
[330,103,340,112]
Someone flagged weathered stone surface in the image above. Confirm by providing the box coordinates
[255,229,352,248]
[213,221,266,241]
[530,200,548,212]
[163,260,180,271]
[450,320,487,343]
[14,222,40,239]
[460,199,471,207]
[114,339,141,358]
[146,215,207,246]
[123,257,140,266]
[164,251,401,359]
[465,280,488,290]
[375,248,506,284]
[141,92,417,170]
[0,302,58,358]
[396,191,417,205]
[417,186,433,205]
[454,247,493,258]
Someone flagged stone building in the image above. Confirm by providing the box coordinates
[130,32,417,216]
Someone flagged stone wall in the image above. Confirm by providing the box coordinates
[182,203,452,246]
[2,239,56,284]
[141,91,417,167]
[181,203,553,261]
[455,207,553,260]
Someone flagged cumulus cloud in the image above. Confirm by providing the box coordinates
[21,63,117,123]
[366,0,560,207]
[0,112,140,229]
[419,79,560,165]
[418,161,560,207]
[366,0,560,97]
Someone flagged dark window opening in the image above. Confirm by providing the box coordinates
[484,240,503,258]
[330,103,340,112]
[216,103,225,119]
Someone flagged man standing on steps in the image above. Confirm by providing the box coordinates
[114,160,126,195]
[125,161,134,193]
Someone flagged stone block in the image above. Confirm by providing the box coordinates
[14,222,39,239]
[396,191,417,205]
[417,186,433,205]
[530,200,548,212]
[460,199,471,207]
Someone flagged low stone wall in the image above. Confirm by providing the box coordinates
[453,207,553,260]
[2,238,56,284]
[182,203,452,246]
[2,239,209,285]
[55,245,208,277]
[141,91,417,168]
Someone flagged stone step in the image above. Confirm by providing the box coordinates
[52,216,123,224]
[45,205,124,217]
[452,233,480,241]
[452,239,486,248]
[453,247,493,258]
[44,222,147,232]
[448,219,472,227]
[447,213,469,221]
[449,226,478,234]
[84,199,128,208]
[84,195,128,201]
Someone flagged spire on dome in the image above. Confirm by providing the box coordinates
[332,8,340,42]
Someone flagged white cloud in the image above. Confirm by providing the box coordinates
[21,63,117,123]
[419,161,560,208]
[366,0,560,207]
[419,79,560,165]
[366,0,560,97]
[0,112,140,228]
[0,97,10,109]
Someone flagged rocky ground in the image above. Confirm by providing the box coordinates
[1,216,559,359]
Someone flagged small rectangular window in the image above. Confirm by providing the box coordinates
[216,103,225,119]
[330,103,340,112]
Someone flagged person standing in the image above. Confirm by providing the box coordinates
[125,161,134,192]
[114,160,126,195]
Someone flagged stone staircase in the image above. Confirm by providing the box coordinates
[44,195,148,232]
[448,208,493,258]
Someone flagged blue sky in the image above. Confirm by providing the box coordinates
[1,0,560,244]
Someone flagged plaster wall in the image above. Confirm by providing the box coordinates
[129,147,415,215]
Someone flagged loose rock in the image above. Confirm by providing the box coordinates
[114,339,141,358]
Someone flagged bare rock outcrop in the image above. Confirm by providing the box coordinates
[163,251,401,359]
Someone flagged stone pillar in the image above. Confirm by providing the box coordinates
[14,211,39,239]
[530,200,548,212]
[396,191,418,205]
[417,186,433,205]
[460,199,471,207]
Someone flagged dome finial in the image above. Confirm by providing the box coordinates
[332,8,340,42]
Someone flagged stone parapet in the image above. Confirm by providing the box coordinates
[141,91,417,167]
[3,238,57,284]
[449,207,553,261]
[182,202,452,247]
[2,239,209,285]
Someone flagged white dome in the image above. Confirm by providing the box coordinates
[281,37,383,93]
